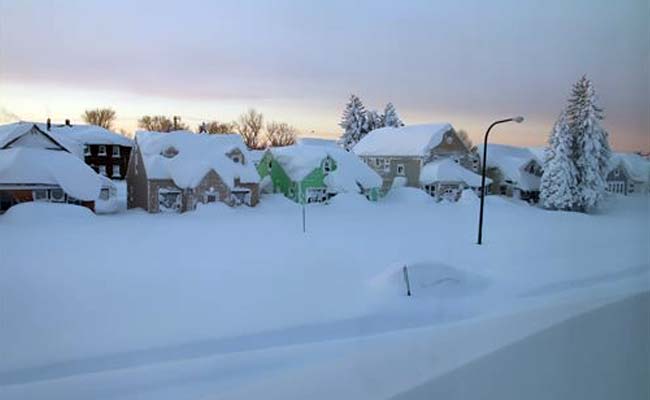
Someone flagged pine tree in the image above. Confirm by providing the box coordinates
[566,76,611,211]
[366,109,383,133]
[383,102,403,128]
[339,94,368,150]
[540,112,577,210]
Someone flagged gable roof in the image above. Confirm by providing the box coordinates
[478,144,542,191]
[0,122,86,157]
[353,123,453,157]
[420,159,490,186]
[0,147,102,200]
[269,144,382,191]
[135,131,259,189]
[609,152,650,182]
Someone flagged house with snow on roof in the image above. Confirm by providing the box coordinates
[126,131,260,213]
[257,144,382,203]
[48,120,133,179]
[606,153,650,195]
[478,144,544,203]
[0,123,104,213]
[353,123,483,201]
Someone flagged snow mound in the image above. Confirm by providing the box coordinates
[369,262,488,298]
[327,192,371,209]
[1,202,94,223]
[458,189,479,204]
[382,187,432,205]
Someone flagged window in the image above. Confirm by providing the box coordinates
[383,159,391,172]
[232,155,241,164]
[33,190,48,201]
[98,145,107,156]
[50,189,65,202]
[84,145,90,156]
[322,158,333,173]
[98,165,107,176]
[375,158,382,167]
[99,188,110,200]
[267,159,273,170]
[396,164,405,176]
[112,164,121,177]
[446,135,454,144]
[112,146,120,157]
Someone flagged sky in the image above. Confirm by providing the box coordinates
[0,0,648,151]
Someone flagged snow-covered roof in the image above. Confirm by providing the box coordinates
[0,122,85,157]
[52,124,133,147]
[420,159,490,187]
[270,144,382,191]
[478,144,542,191]
[353,123,453,157]
[609,152,650,182]
[0,147,102,200]
[135,131,259,189]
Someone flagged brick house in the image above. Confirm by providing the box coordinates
[126,131,260,213]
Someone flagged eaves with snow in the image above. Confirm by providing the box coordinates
[352,123,453,157]
[135,131,260,189]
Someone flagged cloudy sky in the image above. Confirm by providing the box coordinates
[0,0,648,150]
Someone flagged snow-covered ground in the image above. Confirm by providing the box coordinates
[0,190,648,399]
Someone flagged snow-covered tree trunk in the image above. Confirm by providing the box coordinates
[566,76,611,212]
[383,102,403,128]
[339,94,368,150]
[540,112,578,210]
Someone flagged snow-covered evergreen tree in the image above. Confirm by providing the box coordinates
[540,112,578,210]
[383,102,403,128]
[339,94,368,150]
[566,76,611,211]
[366,109,384,133]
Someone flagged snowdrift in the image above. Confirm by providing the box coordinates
[1,202,95,223]
[369,262,489,298]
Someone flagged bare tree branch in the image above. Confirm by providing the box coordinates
[82,108,116,130]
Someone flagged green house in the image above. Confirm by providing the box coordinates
[257,144,382,203]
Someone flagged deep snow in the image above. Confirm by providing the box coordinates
[0,190,648,399]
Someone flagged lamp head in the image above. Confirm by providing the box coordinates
[513,116,524,123]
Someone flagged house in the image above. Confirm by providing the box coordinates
[126,131,260,213]
[0,123,103,213]
[420,158,491,201]
[52,121,133,179]
[353,123,482,200]
[257,144,382,203]
[606,153,650,195]
[478,144,544,203]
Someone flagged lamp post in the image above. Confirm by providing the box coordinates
[477,116,524,245]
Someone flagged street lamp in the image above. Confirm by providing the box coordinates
[477,116,524,245]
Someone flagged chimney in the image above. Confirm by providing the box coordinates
[65,119,71,127]
[199,122,206,133]
[173,116,179,131]
[46,118,51,131]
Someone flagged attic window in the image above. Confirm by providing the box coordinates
[232,155,241,164]
[161,146,179,158]
[322,158,333,173]
[98,145,107,156]
[267,159,273,170]
[446,135,454,145]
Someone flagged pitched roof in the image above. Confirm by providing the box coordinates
[269,144,382,191]
[52,124,133,146]
[420,159,490,186]
[353,123,453,157]
[0,147,102,200]
[0,122,83,156]
[609,152,650,182]
[478,144,542,191]
[135,131,259,189]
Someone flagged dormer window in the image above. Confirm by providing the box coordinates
[98,145,107,156]
[161,146,179,158]
[267,159,273,170]
[112,146,120,157]
[322,158,334,173]
[228,149,245,164]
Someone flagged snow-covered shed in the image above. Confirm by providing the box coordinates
[606,153,650,195]
[127,131,260,212]
[257,144,382,202]
[478,144,544,203]
[0,123,103,213]
[353,123,480,199]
